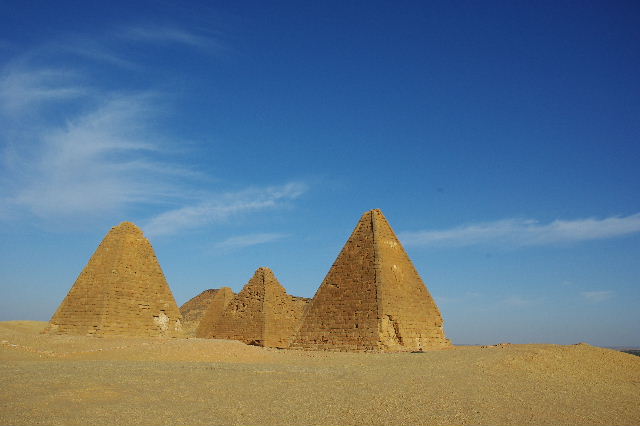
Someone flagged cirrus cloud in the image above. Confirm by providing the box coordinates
[0,25,307,232]
[213,233,289,252]
[400,214,640,248]
[143,182,307,237]
[581,291,614,303]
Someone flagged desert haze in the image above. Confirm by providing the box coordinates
[1,321,639,426]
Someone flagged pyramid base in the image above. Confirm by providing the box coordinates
[43,321,184,338]
[290,335,452,353]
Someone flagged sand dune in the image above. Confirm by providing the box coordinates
[1,321,638,425]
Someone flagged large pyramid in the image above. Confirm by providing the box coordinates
[212,267,309,348]
[292,209,451,352]
[45,222,184,337]
[195,287,235,338]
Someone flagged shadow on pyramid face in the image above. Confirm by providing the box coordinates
[193,287,236,339]
[179,289,223,337]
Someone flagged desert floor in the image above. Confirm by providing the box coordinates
[1,321,638,426]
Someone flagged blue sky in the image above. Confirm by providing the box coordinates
[1,1,639,346]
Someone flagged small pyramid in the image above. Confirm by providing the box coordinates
[180,289,223,336]
[211,267,309,348]
[45,222,184,337]
[292,209,451,352]
[195,287,235,338]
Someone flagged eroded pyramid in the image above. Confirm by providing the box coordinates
[180,289,223,336]
[45,222,184,337]
[291,209,451,352]
[195,287,235,338]
[211,267,309,348]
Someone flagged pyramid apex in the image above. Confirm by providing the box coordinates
[360,209,390,224]
[112,221,143,234]
[211,265,305,348]
[363,208,385,216]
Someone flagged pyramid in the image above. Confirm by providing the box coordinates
[45,222,184,337]
[180,289,223,336]
[291,209,451,352]
[195,287,235,338]
[211,267,309,348]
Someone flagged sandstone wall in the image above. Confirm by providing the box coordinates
[292,213,381,351]
[195,287,235,338]
[212,272,265,345]
[45,222,183,337]
[373,210,450,350]
[180,289,219,336]
[292,209,450,352]
[263,286,309,348]
[212,268,308,348]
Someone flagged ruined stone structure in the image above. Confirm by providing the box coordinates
[211,268,309,348]
[195,287,235,338]
[45,222,184,337]
[179,289,222,336]
[292,209,451,352]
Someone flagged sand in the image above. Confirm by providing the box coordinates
[1,321,638,425]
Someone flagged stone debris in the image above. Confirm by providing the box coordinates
[195,287,235,338]
[44,222,184,337]
[179,289,222,336]
[481,342,513,348]
[291,209,451,352]
[210,267,309,348]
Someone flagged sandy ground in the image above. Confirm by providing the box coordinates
[1,321,638,425]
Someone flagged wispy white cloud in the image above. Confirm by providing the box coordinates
[581,291,614,302]
[1,89,193,219]
[214,233,288,252]
[56,39,138,69]
[400,214,640,248]
[144,182,307,236]
[0,26,306,230]
[0,65,88,115]
[0,24,222,117]
[120,26,223,52]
